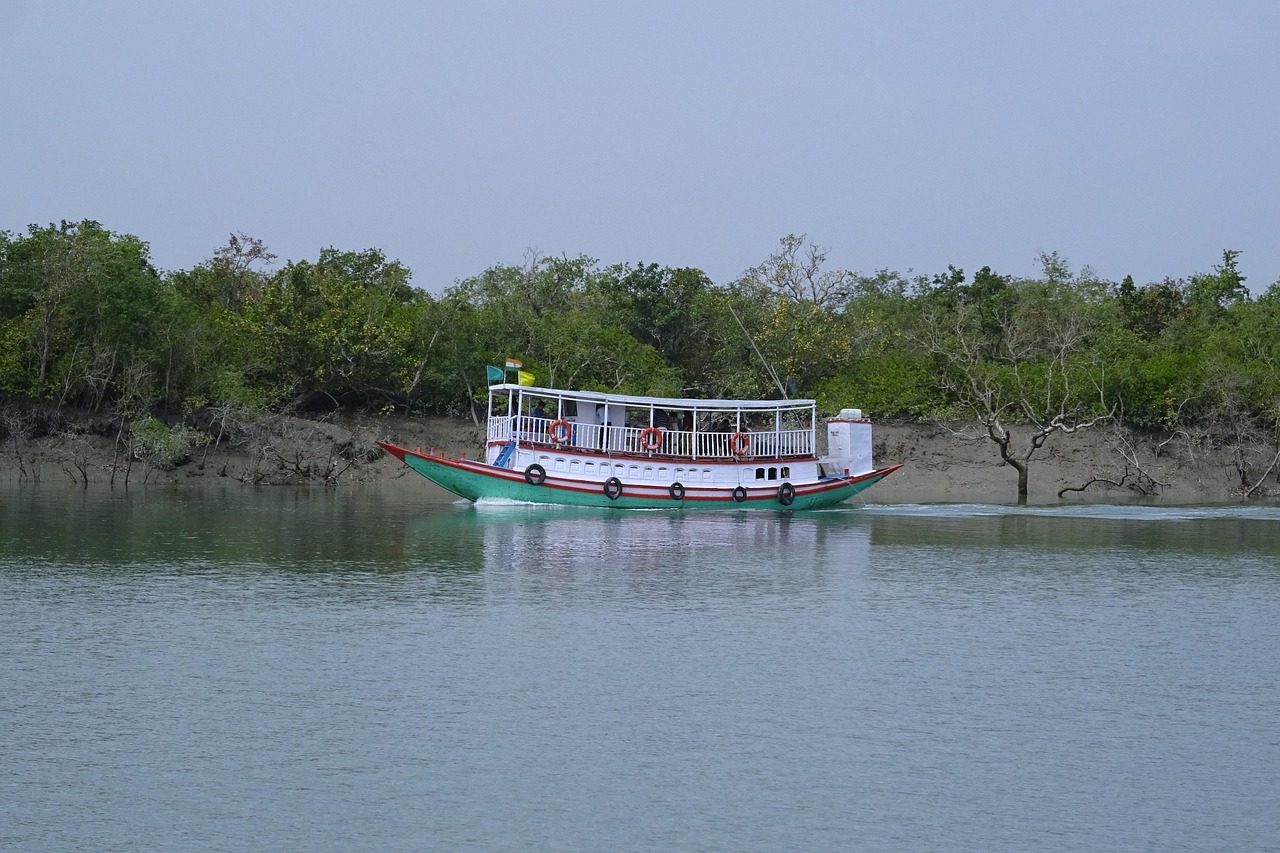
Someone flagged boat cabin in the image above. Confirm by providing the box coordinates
[485,383,817,462]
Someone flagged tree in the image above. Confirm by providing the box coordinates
[247,247,421,407]
[814,268,936,417]
[449,253,682,403]
[915,257,1112,502]
[1115,275,1186,340]
[1189,249,1248,309]
[740,234,857,310]
[592,262,716,385]
[0,220,164,410]
[170,232,276,314]
[719,235,867,399]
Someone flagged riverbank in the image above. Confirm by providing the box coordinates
[1,411,1273,503]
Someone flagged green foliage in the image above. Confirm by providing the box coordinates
[130,416,209,469]
[0,220,164,409]
[1116,275,1186,339]
[1,222,1276,449]
[815,347,935,417]
[247,247,420,406]
[1189,249,1248,309]
[592,262,715,380]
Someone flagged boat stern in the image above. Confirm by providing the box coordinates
[821,409,874,477]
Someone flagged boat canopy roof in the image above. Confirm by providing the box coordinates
[488,383,815,413]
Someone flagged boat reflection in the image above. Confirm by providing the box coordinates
[395,502,874,604]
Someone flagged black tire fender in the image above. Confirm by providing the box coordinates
[524,463,546,486]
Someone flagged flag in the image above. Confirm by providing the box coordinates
[505,358,522,370]
[486,365,504,383]
[517,370,535,386]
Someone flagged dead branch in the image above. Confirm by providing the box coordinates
[1243,441,1280,498]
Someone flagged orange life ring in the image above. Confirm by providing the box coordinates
[639,426,663,450]
[548,419,572,444]
[729,431,750,456]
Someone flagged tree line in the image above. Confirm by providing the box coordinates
[2,220,1278,494]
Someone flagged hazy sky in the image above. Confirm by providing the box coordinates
[4,1,1278,293]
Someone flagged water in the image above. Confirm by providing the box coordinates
[2,486,1278,852]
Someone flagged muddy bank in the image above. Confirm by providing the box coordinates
[0,410,1273,503]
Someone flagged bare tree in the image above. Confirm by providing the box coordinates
[0,405,33,482]
[916,262,1113,502]
[740,234,858,310]
[1058,421,1171,498]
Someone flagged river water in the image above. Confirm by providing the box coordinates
[2,485,1278,852]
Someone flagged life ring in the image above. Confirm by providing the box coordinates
[604,477,623,500]
[669,481,685,501]
[777,482,796,506]
[524,463,546,486]
[731,486,748,503]
[639,426,663,451]
[548,419,571,444]
[729,432,750,457]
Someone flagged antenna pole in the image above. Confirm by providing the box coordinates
[727,303,788,399]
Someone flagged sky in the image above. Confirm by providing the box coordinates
[4,1,1279,294]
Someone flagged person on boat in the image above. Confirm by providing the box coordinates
[531,400,547,441]
[596,404,610,450]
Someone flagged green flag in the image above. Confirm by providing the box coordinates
[486,365,504,383]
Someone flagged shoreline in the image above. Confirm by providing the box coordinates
[1,412,1274,504]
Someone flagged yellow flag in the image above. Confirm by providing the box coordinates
[517,370,535,386]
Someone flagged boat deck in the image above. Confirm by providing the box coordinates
[487,415,815,461]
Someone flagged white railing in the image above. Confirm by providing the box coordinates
[492,417,813,460]
[487,415,513,444]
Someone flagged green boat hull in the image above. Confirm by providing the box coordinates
[380,442,899,511]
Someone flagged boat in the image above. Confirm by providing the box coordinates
[377,382,901,510]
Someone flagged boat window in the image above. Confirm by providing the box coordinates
[629,465,639,478]
[768,467,777,480]
[658,467,669,479]
[702,469,712,482]
[755,467,765,480]
[569,460,580,474]
[781,466,790,478]
[555,458,567,472]
[584,461,594,475]
[643,467,654,479]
